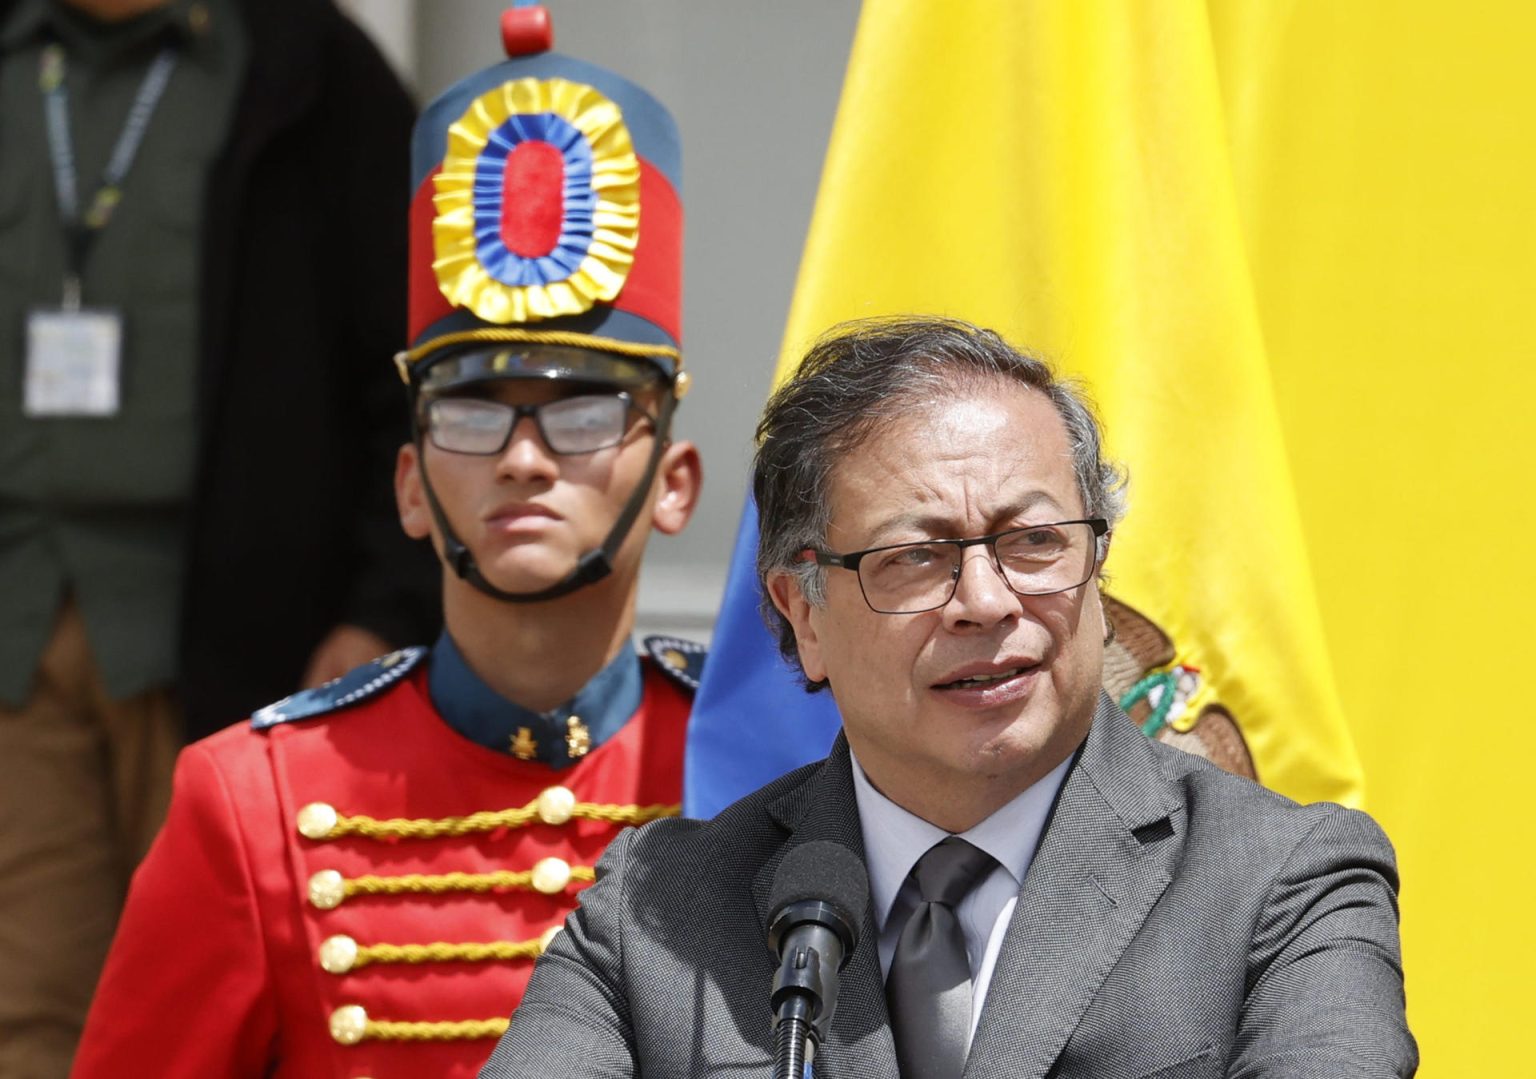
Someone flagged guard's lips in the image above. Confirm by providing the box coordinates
[483,500,561,524]
[934,661,1041,690]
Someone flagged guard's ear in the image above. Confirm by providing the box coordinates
[650,440,702,536]
[767,569,827,683]
[395,443,433,540]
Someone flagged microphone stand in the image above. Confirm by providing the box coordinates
[769,902,850,1079]
[772,1004,813,1079]
[771,945,821,1079]
[765,842,867,1079]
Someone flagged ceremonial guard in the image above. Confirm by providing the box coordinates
[72,8,702,1076]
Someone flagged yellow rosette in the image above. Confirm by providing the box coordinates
[431,77,640,325]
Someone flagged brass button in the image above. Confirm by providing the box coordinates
[538,924,563,953]
[296,802,338,840]
[536,786,575,825]
[510,727,538,760]
[565,716,590,759]
[530,856,571,894]
[309,869,346,910]
[329,1003,368,1045]
[319,934,358,974]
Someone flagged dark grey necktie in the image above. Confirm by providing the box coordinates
[885,836,998,1079]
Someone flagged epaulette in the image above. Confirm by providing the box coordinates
[251,647,428,730]
[643,635,707,692]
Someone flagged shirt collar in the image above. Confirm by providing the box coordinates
[427,630,644,769]
[851,749,1074,930]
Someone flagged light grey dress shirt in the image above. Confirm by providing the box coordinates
[851,750,1072,1040]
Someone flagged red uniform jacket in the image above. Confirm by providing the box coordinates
[72,650,694,1078]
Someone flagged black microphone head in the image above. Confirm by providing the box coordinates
[767,841,869,954]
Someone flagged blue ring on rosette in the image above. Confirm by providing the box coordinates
[471,112,596,288]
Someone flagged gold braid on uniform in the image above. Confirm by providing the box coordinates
[351,940,541,967]
[348,865,597,896]
[308,855,596,910]
[330,1005,510,1044]
[325,927,568,1041]
[296,792,678,842]
[319,926,566,974]
[368,1018,510,1042]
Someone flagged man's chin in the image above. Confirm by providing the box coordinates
[962,698,1080,764]
[471,554,583,597]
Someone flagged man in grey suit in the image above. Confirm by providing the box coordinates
[480,316,1416,1078]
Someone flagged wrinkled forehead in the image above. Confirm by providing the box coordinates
[832,378,1066,464]
[417,344,665,399]
[824,384,1082,532]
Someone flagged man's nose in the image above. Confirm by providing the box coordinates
[496,414,559,481]
[941,548,1020,629]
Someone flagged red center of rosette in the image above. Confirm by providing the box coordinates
[500,141,565,258]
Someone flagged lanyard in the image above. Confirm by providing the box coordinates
[38,40,179,309]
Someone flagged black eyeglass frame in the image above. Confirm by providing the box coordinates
[422,390,660,457]
[808,517,1110,614]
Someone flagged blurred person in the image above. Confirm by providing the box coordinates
[0,0,435,1072]
[70,8,703,1077]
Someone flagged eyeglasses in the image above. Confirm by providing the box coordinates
[424,393,655,456]
[807,518,1109,614]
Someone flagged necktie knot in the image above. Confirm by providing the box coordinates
[910,836,996,908]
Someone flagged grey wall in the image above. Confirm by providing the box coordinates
[349,0,861,639]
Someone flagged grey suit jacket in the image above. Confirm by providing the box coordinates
[480,696,1416,1078]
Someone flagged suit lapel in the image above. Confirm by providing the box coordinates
[754,735,901,1079]
[964,696,1185,1079]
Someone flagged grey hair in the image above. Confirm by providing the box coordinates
[752,315,1128,691]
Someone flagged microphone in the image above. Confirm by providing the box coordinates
[765,841,869,1079]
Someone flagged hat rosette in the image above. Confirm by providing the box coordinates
[430,77,641,327]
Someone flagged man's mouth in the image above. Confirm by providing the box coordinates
[935,663,1040,691]
[485,502,560,527]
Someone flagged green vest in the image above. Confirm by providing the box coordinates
[0,0,245,703]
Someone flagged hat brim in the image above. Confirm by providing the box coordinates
[414,343,668,398]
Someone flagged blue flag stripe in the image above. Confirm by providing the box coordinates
[683,499,842,818]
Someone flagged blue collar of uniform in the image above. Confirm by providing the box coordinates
[427,630,643,769]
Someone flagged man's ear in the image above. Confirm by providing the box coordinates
[766,569,827,684]
[1094,536,1113,642]
[395,442,433,541]
[650,440,702,536]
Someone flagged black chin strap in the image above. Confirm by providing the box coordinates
[415,392,678,605]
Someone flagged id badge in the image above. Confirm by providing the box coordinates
[23,307,123,417]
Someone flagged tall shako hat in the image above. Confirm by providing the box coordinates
[398,4,685,393]
[399,5,687,604]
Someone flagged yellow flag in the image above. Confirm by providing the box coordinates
[1203,4,1536,1075]
[779,0,1362,806]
